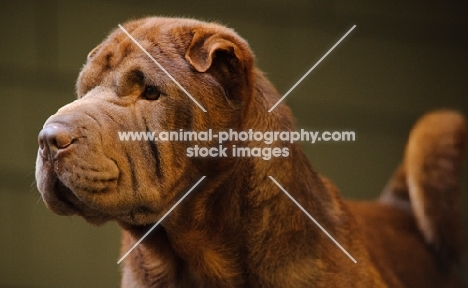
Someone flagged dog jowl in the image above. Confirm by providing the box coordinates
[35,17,467,287]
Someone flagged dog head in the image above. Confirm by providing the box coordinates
[35,17,255,226]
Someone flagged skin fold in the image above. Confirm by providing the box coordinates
[36,17,466,287]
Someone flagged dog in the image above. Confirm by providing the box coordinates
[35,17,466,287]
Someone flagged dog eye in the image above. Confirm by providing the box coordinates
[142,85,161,100]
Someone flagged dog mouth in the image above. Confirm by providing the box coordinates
[52,180,82,215]
[40,175,112,225]
[39,169,159,226]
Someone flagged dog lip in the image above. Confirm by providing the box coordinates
[45,177,115,223]
[52,180,81,215]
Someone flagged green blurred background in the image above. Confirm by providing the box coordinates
[1,1,467,287]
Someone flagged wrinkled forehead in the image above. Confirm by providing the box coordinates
[101,17,210,56]
[76,17,240,98]
[76,19,195,97]
[96,20,191,66]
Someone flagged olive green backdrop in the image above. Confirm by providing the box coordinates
[1,1,467,287]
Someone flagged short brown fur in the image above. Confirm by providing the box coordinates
[36,17,466,287]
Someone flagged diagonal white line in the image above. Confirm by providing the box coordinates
[117,176,206,264]
[118,24,207,112]
[268,176,357,263]
[268,25,357,113]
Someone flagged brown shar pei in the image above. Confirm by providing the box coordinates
[35,17,467,287]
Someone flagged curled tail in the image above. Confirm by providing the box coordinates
[382,110,467,265]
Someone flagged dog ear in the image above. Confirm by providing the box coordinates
[185,30,254,100]
[186,32,243,72]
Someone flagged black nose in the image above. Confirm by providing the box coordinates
[38,123,74,160]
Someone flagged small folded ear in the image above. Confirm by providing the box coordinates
[185,29,254,100]
[186,32,241,72]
